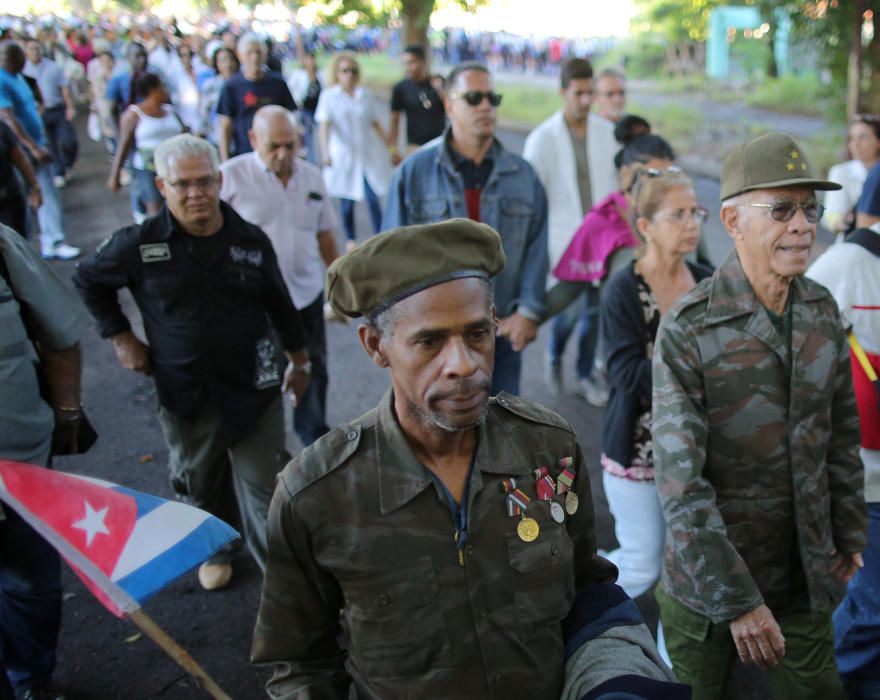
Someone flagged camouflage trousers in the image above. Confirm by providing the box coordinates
[656,586,845,700]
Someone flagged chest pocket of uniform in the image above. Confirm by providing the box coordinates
[343,555,453,679]
[143,273,194,319]
[409,198,449,224]
[223,266,262,300]
[507,515,575,642]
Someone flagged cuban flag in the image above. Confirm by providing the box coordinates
[0,460,238,617]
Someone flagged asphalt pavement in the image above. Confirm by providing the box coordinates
[41,116,779,697]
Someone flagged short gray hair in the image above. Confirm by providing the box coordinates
[154,134,220,180]
[237,32,264,57]
[721,192,749,210]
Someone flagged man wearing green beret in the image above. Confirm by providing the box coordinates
[250,219,690,699]
[652,132,867,698]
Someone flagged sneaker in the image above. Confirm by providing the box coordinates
[52,175,66,189]
[198,561,233,590]
[543,357,562,397]
[42,243,81,260]
[15,686,66,700]
[579,375,609,408]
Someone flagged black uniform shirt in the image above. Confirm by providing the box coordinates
[73,202,308,437]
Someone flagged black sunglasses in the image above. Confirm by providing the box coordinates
[626,165,683,193]
[748,201,824,223]
[339,66,359,75]
[452,90,503,107]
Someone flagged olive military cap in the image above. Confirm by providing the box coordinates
[326,218,506,319]
[720,132,842,200]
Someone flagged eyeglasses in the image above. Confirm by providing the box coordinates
[166,176,219,193]
[748,200,823,223]
[627,165,683,193]
[338,66,359,75]
[851,113,880,124]
[450,90,503,107]
[656,206,709,224]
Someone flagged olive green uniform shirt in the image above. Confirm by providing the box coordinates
[253,390,616,699]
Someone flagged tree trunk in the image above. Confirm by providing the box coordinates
[850,0,867,117]
[400,0,434,50]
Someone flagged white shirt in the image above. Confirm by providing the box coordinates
[822,159,869,231]
[220,152,336,308]
[807,227,880,500]
[314,84,391,200]
[168,64,201,133]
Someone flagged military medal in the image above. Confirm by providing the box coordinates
[565,491,579,515]
[500,477,518,493]
[517,516,540,542]
[549,500,565,523]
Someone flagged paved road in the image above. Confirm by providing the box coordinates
[44,120,776,697]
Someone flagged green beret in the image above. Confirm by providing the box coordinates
[720,132,842,200]
[326,219,506,319]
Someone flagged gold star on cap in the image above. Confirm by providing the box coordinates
[786,162,795,171]
[790,150,799,159]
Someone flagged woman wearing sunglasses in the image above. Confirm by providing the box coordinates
[316,52,392,252]
[822,114,880,238]
[597,167,713,607]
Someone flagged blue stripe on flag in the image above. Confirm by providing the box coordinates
[112,485,166,519]
[114,517,237,604]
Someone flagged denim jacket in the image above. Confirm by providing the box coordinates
[382,130,549,320]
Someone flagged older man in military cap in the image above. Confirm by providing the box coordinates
[652,132,867,698]
[252,219,695,698]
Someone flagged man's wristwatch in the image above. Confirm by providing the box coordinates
[292,361,312,376]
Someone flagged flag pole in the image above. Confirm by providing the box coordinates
[128,609,233,700]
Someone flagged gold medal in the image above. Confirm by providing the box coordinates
[565,491,579,515]
[517,516,540,542]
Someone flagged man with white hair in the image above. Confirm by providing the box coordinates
[73,134,312,591]
[216,32,296,161]
[593,68,626,125]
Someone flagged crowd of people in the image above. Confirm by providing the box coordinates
[0,12,878,700]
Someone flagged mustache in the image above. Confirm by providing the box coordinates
[427,378,491,402]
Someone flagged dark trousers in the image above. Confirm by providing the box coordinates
[0,507,62,694]
[491,335,522,396]
[0,192,26,238]
[340,178,382,241]
[41,106,78,178]
[549,285,600,380]
[293,293,330,447]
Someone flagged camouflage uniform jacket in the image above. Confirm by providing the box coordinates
[252,390,616,699]
[652,250,866,624]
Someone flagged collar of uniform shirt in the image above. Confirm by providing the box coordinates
[255,151,298,182]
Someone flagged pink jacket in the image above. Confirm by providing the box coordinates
[553,191,638,282]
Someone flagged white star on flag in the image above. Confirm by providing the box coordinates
[72,500,111,546]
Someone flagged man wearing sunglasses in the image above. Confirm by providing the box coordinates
[383,61,549,396]
[652,132,866,698]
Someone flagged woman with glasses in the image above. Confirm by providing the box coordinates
[597,167,713,604]
[107,72,186,220]
[823,114,880,237]
[315,52,392,251]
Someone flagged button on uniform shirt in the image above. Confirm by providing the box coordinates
[72,203,307,439]
[220,152,336,309]
[23,58,67,109]
[0,224,91,468]
[253,390,617,699]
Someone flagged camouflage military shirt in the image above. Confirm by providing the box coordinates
[652,250,866,624]
[252,390,616,699]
